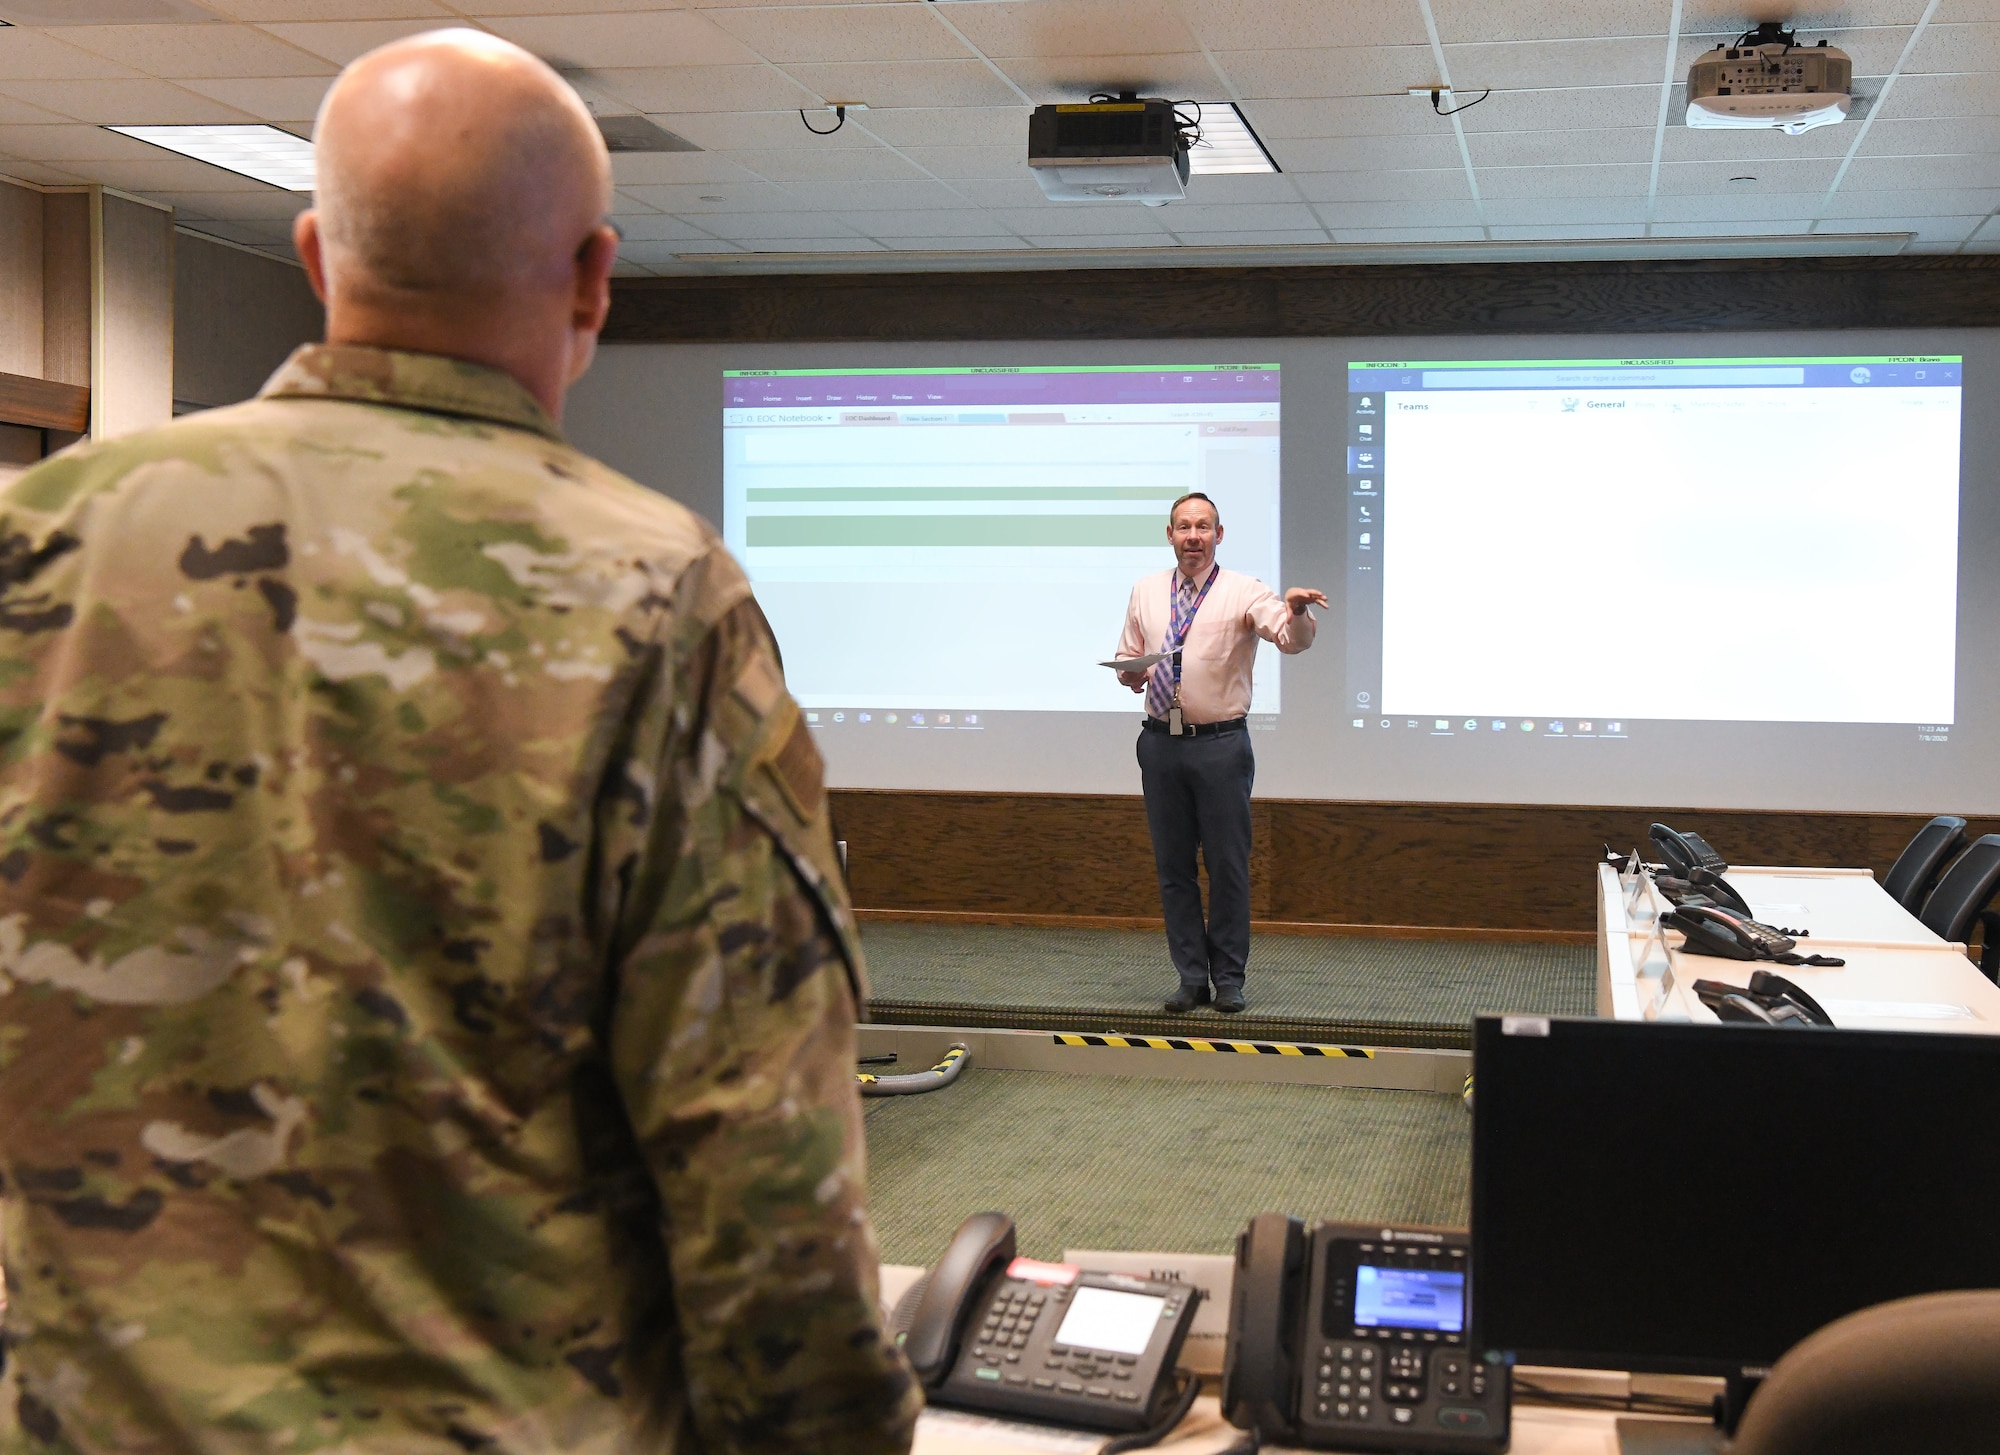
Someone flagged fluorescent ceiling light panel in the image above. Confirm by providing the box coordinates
[1186,103,1278,175]
[108,124,315,192]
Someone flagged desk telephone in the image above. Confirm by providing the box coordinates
[1693,968,1836,1027]
[891,1212,1202,1434]
[1222,1215,1509,1453]
[1665,903,1845,968]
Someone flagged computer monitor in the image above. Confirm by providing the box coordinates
[1471,1015,2000,1380]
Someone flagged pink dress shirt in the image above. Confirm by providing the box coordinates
[1117,565,1316,724]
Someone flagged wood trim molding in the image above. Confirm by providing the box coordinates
[0,370,87,432]
[607,256,2000,343]
[853,907,1592,945]
[832,788,1996,937]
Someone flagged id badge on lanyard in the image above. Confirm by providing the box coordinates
[1168,566,1218,736]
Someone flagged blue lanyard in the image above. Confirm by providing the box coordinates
[1165,566,1219,685]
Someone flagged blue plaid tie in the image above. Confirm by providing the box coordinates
[1145,576,1195,719]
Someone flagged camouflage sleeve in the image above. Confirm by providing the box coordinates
[601,543,919,1455]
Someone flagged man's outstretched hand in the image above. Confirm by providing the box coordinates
[1286,587,1329,616]
[1117,670,1146,692]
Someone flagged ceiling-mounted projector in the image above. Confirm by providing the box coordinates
[1028,94,1190,205]
[1686,22,1852,135]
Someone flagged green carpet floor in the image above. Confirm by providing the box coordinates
[860,922,1592,1049]
[862,1068,1469,1266]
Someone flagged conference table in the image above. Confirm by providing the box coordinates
[1595,860,2000,1032]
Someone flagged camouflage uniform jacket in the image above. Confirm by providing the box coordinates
[0,345,920,1455]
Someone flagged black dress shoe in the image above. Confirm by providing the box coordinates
[1213,987,1246,1015]
[1164,985,1211,1013]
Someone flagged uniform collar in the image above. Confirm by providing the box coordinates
[259,344,563,443]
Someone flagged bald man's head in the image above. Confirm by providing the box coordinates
[312,29,612,300]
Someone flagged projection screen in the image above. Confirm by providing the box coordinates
[565,330,2000,813]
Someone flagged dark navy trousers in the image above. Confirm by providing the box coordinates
[1136,723,1254,994]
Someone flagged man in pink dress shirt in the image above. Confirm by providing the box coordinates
[1116,492,1326,1014]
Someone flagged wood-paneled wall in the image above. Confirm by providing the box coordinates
[609,255,2000,343]
[833,790,1997,937]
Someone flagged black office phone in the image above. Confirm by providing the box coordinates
[892,1212,1201,1433]
[1223,1215,1508,1453]
[1666,904,1845,968]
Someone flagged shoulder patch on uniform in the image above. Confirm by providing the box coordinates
[766,713,825,821]
[731,651,784,718]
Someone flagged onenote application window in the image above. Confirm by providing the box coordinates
[1343,356,1962,740]
[723,365,1282,722]
[1352,1265,1466,1333]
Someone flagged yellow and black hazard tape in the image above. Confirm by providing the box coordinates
[1054,1033,1374,1059]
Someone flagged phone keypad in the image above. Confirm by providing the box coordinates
[971,1283,1048,1366]
[1314,1342,1377,1421]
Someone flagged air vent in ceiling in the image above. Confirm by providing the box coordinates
[0,0,219,22]
[595,115,701,154]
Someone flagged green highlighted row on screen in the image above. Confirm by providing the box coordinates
[744,485,1183,502]
[746,515,1169,547]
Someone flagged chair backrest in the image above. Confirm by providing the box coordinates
[1920,833,2000,943]
[1732,1290,2000,1455]
[1883,814,1967,911]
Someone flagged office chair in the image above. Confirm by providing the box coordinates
[1918,833,2000,947]
[1731,1290,2000,1455]
[1881,814,1966,911]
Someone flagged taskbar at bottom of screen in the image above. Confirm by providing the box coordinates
[804,710,1284,731]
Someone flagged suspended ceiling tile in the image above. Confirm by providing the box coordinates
[1648,219,1816,237]
[611,257,655,276]
[1441,37,1664,92]
[617,241,732,269]
[669,239,747,252]
[1239,95,1438,138]
[707,5,973,64]
[737,237,890,251]
[0,28,146,80]
[611,151,764,186]
[0,95,69,124]
[1291,168,1472,204]
[993,53,1215,100]
[779,60,1023,109]
[481,12,764,70]
[0,78,252,124]
[1156,201,1321,231]
[1183,0,1427,51]
[608,214,717,242]
[889,144,1026,179]
[178,75,333,120]
[727,146,930,182]
[644,109,880,150]
[1843,153,2000,191]
[1163,227,1328,244]
[1645,191,1826,222]
[145,188,308,217]
[617,179,804,211]
[1973,213,2000,244]
[1658,122,1855,162]
[1326,225,1488,243]
[1466,126,1654,168]
[945,176,1055,208]
[1818,213,1982,242]
[945,0,1197,58]
[980,207,1172,235]
[0,121,163,161]
[256,18,456,64]
[587,64,821,113]
[1270,133,1462,173]
[1452,85,1660,133]
[1428,0,1669,44]
[784,175,977,209]
[874,235,1032,250]
[1019,233,1175,247]
[1314,198,1486,229]
[1821,186,2000,217]
[205,2,451,18]
[1475,162,1651,198]
[1177,174,1302,204]
[179,216,295,244]
[854,104,1027,148]
[1863,115,2000,153]
[1654,158,1841,195]
[694,210,866,238]
[1682,0,1932,28]
[1488,222,1647,239]
[832,208,1012,237]
[1875,71,2000,118]
[0,158,90,185]
[1479,195,1647,225]
[1212,46,1431,102]
[55,21,335,77]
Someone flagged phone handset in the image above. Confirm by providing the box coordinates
[897,1211,1016,1384]
[1666,904,1846,969]
[1221,1212,1308,1442]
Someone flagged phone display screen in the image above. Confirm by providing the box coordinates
[1353,1265,1465,1333]
[1053,1287,1166,1355]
